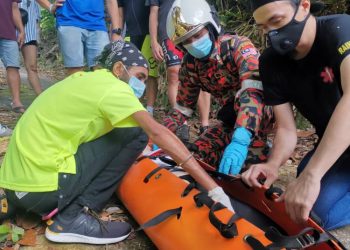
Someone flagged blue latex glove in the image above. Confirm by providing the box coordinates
[219,127,252,175]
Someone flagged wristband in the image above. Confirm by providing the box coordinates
[178,153,194,167]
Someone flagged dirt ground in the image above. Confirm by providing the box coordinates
[0,67,349,249]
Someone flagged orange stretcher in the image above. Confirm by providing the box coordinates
[117,152,345,250]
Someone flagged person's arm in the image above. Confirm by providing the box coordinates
[279,55,350,224]
[12,2,24,48]
[163,61,200,132]
[134,110,218,190]
[242,102,297,187]
[106,0,122,41]
[118,7,124,33]
[35,0,65,14]
[133,110,234,211]
[218,37,268,175]
[233,37,265,135]
[149,5,163,61]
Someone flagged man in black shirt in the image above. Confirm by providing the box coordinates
[243,0,350,230]
[117,0,159,115]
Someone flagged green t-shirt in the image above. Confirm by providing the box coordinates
[0,69,145,192]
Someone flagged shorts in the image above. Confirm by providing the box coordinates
[23,40,38,46]
[0,39,20,68]
[127,35,159,78]
[57,26,110,68]
[161,38,184,68]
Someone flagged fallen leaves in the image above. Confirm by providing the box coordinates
[100,206,126,222]
[18,229,36,246]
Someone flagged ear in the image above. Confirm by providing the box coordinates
[301,0,311,12]
[112,61,124,78]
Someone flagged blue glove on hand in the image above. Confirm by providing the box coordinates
[219,127,252,175]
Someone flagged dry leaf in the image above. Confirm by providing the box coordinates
[105,206,124,214]
[18,229,36,246]
[99,211,110,222]
[297,130,315,138]
[35,225,46,235]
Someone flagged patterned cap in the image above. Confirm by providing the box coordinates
[97,40,149,71]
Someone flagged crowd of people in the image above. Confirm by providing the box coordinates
[0,0,349,246]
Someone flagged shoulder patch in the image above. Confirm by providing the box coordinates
[338,41,350,55]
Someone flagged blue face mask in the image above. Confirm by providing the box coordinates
[128,76,146,98]
[122,65,146,98]
[183,33,212,59]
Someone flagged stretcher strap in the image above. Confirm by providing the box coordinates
[209,202,240,238]
[194,192,240,239]
[136,207,182,232]
[264,186,283,200]
[182,182,196,197]
[245,226,333,250]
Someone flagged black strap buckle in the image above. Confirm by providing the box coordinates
[296,233,316,248]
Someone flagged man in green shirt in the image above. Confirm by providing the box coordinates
[0,41,233,245]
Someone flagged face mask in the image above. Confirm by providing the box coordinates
[267,4,310,56]
[183,33,213,59]
[122,65,146,98]
[129,76,146,98]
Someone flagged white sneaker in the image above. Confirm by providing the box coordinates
[0,125,12,137]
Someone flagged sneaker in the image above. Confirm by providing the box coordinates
[176,124,190,143]
[45,206,132,244]
[0,189,15,221]
[0,125,12,137]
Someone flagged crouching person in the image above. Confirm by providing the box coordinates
[0,41,233,245]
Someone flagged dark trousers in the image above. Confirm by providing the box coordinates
[7,127,148,216]
[130,35,146,51]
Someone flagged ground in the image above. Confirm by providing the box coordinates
[0,67,349,249]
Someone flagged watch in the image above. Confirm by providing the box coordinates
[112,28,123,35]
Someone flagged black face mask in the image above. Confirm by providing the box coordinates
[267,4,311,55]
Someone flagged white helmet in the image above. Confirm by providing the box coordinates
[166,0,221,45]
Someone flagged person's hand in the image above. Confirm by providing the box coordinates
[111,34,123,42]
[17,31,25,48]
[208,187,234,212]
[276,171,321,225]
[151,41,164,62]
[242,162,279,188]
[218,127,251,175]
[50,0,65,15]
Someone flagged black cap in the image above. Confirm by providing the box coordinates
[250,0,284,12]
[250,0,324,13]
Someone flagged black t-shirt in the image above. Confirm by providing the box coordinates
[260,14,350,138]
[146,0,174,41]
[118,0,150,36]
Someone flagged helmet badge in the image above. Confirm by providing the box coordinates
[172,7,195,40]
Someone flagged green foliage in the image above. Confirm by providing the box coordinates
[40,9,56,40]
[0,224,24,243]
